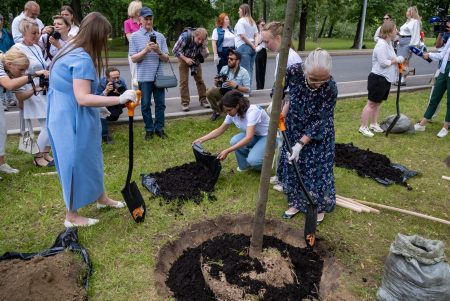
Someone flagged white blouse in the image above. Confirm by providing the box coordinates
[399,19,421,46]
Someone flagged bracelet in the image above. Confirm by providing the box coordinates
[27,74,34,84]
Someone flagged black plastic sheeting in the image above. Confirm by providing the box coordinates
[334,143,418,188]
[0,228,92,289]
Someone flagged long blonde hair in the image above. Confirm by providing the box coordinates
[0,48,30,76]
[239,4,255,25]
[128,1,142,18]
[408,6,421,21]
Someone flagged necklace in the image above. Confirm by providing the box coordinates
[304,77,319,92]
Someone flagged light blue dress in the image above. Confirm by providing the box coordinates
[47,47,104,211]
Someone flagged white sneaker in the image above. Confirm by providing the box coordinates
[270,175,278,185]
[236,166,248,172]
[369,123,384,133]
[0,163,19,174]
[273,184,283,192]
[359,126,374,137]
[437,128,448,138]
[414,123,426,132]
[181,104,190,112]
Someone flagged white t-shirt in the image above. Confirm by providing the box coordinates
[234,18,257,49]
[274,48,302,78]
[68,25,79,39]
[211,28,236,48]
[224,105,269,136]
[399,19,421,46]
[371,39,399,83]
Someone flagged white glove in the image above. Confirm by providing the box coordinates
[288,142,303,162]
[396,56,405,64]
[214,54,220,66]
[118,90,137,104]
[100,107,111,118]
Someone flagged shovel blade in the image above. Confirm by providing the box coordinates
[304,204,317,251]
[121,181,146,223]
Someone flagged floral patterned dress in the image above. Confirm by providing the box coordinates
[277,63,337,213]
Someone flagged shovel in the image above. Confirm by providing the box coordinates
[279,116,317,251]
[385,63,404,137]
[121,90,146,223]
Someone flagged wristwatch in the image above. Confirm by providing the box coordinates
[235,84,239,90]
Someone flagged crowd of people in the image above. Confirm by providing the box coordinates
[0,1,448,227]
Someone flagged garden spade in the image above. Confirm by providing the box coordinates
[121,90,146,223]
[385,63,405,137]
[279,116,317,251]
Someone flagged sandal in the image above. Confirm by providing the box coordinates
[282,208,300,219]
[34,156,54,167]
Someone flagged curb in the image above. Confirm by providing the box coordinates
[6,84,431,136]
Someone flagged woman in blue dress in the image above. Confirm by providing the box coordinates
[277,49,337,224]
[47,12,136,227]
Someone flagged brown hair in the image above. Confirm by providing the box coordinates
[219,90,249,118]
[239,4,255,25]
[53,15,70,27]
[216,13,228,28]
[67,12,111,77]
[379,20,396,39]
[262,21,293,50]
[105,66,120,78]
[60,5,79,26]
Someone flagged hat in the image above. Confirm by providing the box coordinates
[140,7,153,18]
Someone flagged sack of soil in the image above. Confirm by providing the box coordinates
[141,144,221,202]
[334,143,418,187]
[377,233,450,301]
[380,114,415,133]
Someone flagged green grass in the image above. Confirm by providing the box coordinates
[0,90,449,300]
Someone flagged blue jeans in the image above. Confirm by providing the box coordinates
[230,132,267,170]
[237,44,256,87]
[100,118,108,138]
[139,81,165,132]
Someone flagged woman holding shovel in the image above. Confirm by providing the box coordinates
[47,12,136,227]
[277,49,337,223]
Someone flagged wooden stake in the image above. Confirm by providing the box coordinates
[32,171,58,177]
[336,198,363,212]
[336,194,380,214]
[442,175,450,181]
[355,199,450,226]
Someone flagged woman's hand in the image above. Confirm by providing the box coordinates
[193,138,203,145]
[35,70,49,78]
[49,36,61,48]
[217,149,230,161]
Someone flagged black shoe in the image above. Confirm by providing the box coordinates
[155,130,168,139]
[145,131,154,140]
[102,136,115,144]
[210,112,220,121]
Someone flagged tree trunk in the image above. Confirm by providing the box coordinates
[318,16,327,38]
[313,13,319,42]
[298,1,307,51]
[327,23,334,38]
[263,0,267,21]
[249,0,297,259]
[70,0,82,22]
[351,3,364,49]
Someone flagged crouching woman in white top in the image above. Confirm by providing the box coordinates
[194,90,269,171]
[359,21,404,137]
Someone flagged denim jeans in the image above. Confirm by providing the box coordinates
[237,44,256,88]
[139,81,166,132]
[230,132,267,170]
[100,118,108,138]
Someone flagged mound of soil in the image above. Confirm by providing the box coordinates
[335,143,409,186]
[166,233,323,301]
[0,252,87,301]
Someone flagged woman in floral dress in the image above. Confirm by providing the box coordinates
[277,49,337,223]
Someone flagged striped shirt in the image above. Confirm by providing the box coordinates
[129,27,168,82]
[172,31,208,60]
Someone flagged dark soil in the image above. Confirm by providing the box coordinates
[166,233,323,301]
[335,143,409,186]
[0,252,87,301]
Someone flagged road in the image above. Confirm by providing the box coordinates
[5,53,437,134]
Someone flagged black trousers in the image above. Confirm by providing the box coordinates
[255,48,267,90]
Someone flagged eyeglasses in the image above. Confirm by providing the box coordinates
[306,74,330,85]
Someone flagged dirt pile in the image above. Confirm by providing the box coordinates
[0,252,87,301]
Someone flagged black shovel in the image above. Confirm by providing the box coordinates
[279,116,317,251]
[121,90,146,223]
[385,63,404,137]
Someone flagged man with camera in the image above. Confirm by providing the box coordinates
[173,27,210,112]
[129,7,169,140]
[206,49,251,121]
[95,67,128,144]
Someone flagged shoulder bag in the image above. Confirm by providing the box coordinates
[154,60,178,89]
[18,110,40,154]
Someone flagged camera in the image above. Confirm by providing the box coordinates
[48,27,61,40]
[190,64,197,76]
[149,34,157,43]
[108,81,126,96]
[429,7,450,34]
[38,74,49,95]
[215,74,228,87]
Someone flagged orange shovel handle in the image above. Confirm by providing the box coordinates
[279,114,286,132]
[125,90,141,117]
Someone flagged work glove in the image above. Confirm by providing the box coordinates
[100,107,111,119]
[214,54,220,66]
[288,142,303,163]
[396,56,404,64]
[118,90,137,104]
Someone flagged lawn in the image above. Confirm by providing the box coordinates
[0,90,449,300]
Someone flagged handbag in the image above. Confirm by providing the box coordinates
[18,110,40,154]
[154,60,178,89]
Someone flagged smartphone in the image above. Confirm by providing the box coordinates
[150,34,157,43]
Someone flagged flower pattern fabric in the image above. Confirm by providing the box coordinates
[277,63,337,213]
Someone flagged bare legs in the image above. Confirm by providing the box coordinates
[360,100,381,127]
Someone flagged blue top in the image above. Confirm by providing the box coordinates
[129,27,168,82]
[219,65,251,92]
[0,28,14,53]
[96,76,128,95]
[47,47,104,211]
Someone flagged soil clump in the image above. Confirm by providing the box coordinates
[0,251,87,301]
[166,233,323,301]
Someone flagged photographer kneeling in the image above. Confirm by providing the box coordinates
[96,66,127,144]
[207,49,250,121]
